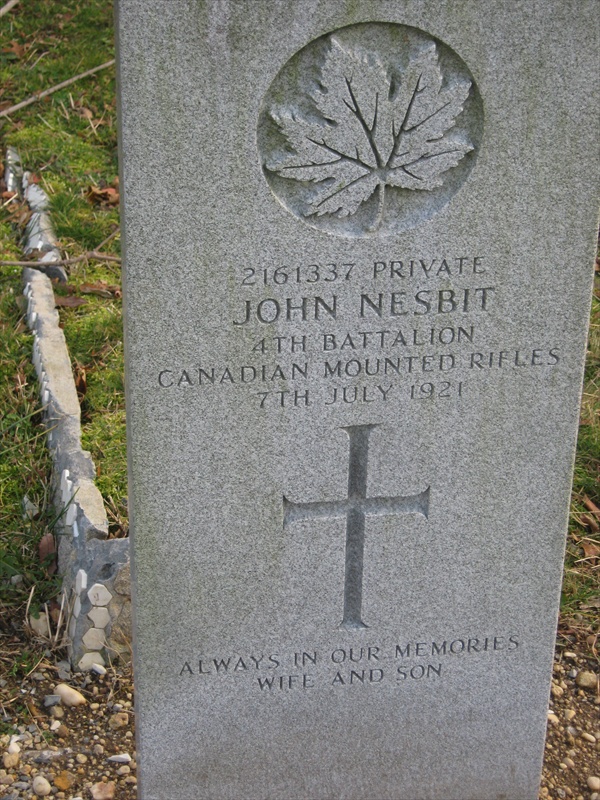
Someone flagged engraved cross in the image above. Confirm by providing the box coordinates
[283,424,430,630]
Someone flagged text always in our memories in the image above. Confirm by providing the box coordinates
[177,633,520,690]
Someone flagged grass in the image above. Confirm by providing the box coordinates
[0,1,598,655]
[561,277,600,624]
[0,0,124,626]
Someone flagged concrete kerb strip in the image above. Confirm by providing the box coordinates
[4,148,131,671]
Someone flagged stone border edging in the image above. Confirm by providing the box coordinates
[4,148,131,671]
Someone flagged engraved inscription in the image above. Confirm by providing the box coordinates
[177,633,521,690]
[283,424,430,629]
[154,253,563,410]
[258,23,483,237]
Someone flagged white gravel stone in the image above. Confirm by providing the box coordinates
[575,671,598,689]
[78,652,106,672]
[587,777,600,792]
[28,612,50,638]
[54,683,86,707]
[90,781,116,799]
[107,753,131,763]
[32,775,51,796]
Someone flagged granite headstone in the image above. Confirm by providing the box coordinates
[116,2,599,798]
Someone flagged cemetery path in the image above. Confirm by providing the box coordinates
[0,633,598,800]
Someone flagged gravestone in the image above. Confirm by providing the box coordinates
[115,2,599,798]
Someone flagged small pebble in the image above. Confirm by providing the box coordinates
[32,774,52,796]
[108,713,129,730]
[564,709,577,721]
[75,753,87,764]
[116,765,130,775]
[43,695,61,708]
[54,684,86,708]
[547,713,559,726]
[53,771,75,791]
[3,752,19,769]
[90,781,116,800]
[563,757,575,768]
[581,732,596,743]
[551,685,564,698]
[107,754,131,763]
[7,743,20,755]
[575,671,598,690]
[588,778,600,792]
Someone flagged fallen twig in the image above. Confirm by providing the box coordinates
[95,226,121,251]
[0,251,121,267]
[0,59,115,118]
[0,0,20,18]
[583,495,600,517]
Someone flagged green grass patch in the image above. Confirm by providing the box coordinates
[0,0,124,620]
[561,273,600,624]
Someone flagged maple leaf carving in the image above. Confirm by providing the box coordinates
[266,37,474,230]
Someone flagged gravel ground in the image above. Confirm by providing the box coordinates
[0,635,598,800]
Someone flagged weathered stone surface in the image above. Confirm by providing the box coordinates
[77,652,106,672]
[88,607,110,628]
[116,2,599,798]
[82,627,107,650]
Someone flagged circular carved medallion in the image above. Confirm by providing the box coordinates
[258,22,483,238]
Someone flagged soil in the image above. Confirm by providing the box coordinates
[0,630,598,800]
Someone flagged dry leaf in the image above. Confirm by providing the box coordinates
[38,532,56,576]
[54,295,88,308]
[3,41,25,59]
[73,361,87,401]
[79,281,119,298]
[8,201,31,227]
[38,532,55,562]
[48,600,62,625]
[85,182,120,207]
[580,540,600,562]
